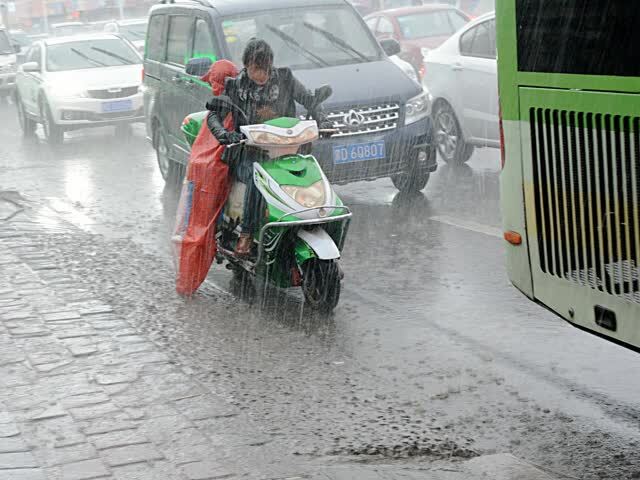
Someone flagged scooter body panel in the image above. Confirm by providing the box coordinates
[296,228,340,261]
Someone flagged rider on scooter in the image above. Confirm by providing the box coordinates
[206,38,330,257]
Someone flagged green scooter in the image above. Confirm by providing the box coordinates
[181,87,351,312]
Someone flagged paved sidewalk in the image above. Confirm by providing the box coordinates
[0,194,251,479]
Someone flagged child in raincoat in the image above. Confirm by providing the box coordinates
[174,59,238,296]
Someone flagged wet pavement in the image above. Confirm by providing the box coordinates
[1,99,640,479]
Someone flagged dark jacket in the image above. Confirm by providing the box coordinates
[206,66,326,138]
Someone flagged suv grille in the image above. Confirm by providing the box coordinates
[323,103,399,138]
[529,108,640,304]
[87,86,139,99]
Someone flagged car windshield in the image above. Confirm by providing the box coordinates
[46,38,141,72]
[121,23,147,42]
[397,10,465,39]
[0,31,12,54]
[222,5,381,70]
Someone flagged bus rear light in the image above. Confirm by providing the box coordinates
[504,231,522,246]
[499,105,505,169]
[141,68,145,82]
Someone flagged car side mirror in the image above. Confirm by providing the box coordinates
[380,38,401,57]
[21,61,40,73]
[185,57,212,77]
[13,43,21,53]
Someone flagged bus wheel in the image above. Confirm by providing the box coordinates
[434,102,474,165]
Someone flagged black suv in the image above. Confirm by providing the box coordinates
[143,0,436,192]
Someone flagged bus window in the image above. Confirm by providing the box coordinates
[516,0,640,77]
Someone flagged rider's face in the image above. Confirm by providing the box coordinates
[247,64,270,86]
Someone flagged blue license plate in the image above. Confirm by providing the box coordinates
[102,99,133,113]
[333,141,385,164]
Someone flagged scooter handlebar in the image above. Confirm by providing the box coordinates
[318,128,338,139]
[226,139,247,148]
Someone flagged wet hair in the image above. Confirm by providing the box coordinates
[242,38,274,71]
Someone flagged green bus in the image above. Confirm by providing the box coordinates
[497,1,640,351]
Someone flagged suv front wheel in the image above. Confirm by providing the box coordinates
[391,147,434,193]
[154,125,179,183]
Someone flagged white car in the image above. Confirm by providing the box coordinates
[104,19,148,54]
[15,34,144,144]
[422,11,497,164]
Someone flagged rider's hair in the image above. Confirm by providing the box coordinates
[242,38,274,71]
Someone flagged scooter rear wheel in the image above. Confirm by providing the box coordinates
[302,259,341,314]
[230,269,256,302]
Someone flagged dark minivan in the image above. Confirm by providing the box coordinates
[143,0,436,192]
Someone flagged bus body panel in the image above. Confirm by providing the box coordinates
[517,87,640,350]
[497,0,534,298]
[501,119,534,298]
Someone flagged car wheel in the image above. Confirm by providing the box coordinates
[434,102,474,164]
[391,147,434,193]
[154,125,179,183]
[39,98,64,145]
[15,94,36,137]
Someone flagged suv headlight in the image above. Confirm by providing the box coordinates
[282,181,325,208]
[404,91,430,125]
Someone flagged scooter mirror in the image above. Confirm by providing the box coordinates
[313,85,333,106]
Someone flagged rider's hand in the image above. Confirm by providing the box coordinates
[220,131,245,145]
[227,132,245,144]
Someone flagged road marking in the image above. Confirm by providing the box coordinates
[429,215,502,239]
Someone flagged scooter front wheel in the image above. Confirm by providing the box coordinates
[302,259,341,314]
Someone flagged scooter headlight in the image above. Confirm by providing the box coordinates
[251,131,289,145]
[282,180,326,208]
[250,126,318,145]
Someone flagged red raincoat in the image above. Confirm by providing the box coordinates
[175,60,238,296]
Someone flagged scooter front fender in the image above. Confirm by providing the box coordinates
[296,227,340,261]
